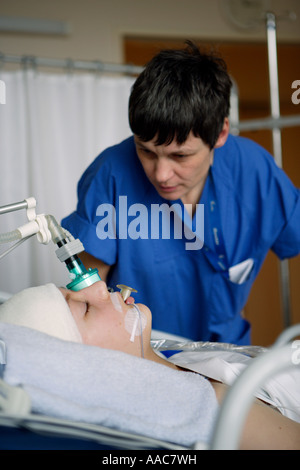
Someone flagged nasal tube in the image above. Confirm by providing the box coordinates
[125,304,146,358]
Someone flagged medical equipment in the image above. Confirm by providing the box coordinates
[117,284,137,302]
[0,197,101,291]
[0,197,144,350]
[125,303,146,358]
[46,214,101,291]
[0,197,139,301]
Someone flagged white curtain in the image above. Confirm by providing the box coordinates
[0,68,135,294]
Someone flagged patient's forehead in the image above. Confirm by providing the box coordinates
[0,284,82,343]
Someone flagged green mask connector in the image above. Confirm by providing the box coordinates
[66,257,101,291]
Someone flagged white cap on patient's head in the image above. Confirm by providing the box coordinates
[0,283,82,343]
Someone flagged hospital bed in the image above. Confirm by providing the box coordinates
[0,324,299,450]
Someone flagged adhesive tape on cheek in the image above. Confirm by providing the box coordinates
[110,292,124,313]
[124,305,147,341]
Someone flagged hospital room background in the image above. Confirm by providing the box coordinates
[0,0,299,347]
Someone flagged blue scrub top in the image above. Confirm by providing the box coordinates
[62,135,300,345]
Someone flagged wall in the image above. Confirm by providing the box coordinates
[1,0,300,65]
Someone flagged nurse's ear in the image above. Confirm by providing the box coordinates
[214,118,230,149]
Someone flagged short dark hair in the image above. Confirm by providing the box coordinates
[129,41,232,149]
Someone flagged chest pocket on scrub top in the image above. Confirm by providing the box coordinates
[209,258,256,324]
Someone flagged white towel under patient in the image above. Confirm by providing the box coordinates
[0,322,219,447]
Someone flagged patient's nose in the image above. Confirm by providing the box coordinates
[88,280,110,301]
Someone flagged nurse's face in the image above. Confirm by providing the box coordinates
[59,281,151,357]
[134,120,229,207]
[135,132,212,207]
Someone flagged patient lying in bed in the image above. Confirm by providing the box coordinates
[0,281,299,450]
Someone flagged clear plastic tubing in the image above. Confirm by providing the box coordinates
[0,229,22,244]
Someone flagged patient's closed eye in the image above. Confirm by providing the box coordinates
[75,300,89,316]
[63,292,89,316]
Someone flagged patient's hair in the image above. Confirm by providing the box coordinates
[129,40,232,149]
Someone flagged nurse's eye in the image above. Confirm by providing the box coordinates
[139,147,155,157]
[173,153,191,159]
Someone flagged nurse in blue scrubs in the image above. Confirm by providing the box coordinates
[62,41,300,345]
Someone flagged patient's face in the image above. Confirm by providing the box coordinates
[59,281,151,357]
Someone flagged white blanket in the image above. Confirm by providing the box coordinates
[168,349,300,423]
[0,322,218,447]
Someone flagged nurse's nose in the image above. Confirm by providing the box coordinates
[154,157,174,183]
